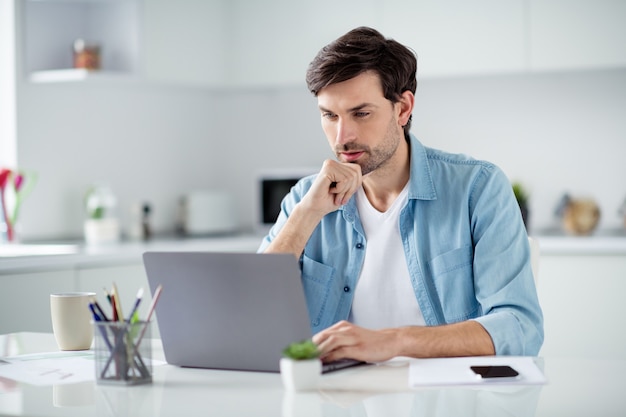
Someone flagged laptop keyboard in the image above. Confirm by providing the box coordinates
[321,358,366,374]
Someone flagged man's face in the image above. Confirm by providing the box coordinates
[316,71,405,176]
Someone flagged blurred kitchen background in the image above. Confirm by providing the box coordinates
[1,0,625,241]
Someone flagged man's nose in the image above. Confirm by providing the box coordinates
[335,118,356,146]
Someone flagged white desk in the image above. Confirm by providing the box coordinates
[1,332,625,417]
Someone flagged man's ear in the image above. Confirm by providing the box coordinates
[397,90,415,127]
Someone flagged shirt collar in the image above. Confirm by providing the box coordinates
[407,134,437,201]
[341,133,437,219]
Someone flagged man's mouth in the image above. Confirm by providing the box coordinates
[340,151,365,162]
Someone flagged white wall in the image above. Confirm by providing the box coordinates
[16,81,221,239]
[412,69,626,233]
[0,0,17,168]
[10,0,626,240]
[16,68,626,240]
[212,69,626,235]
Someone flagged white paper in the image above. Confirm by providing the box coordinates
[0,351,95,386]
[0,351,166,386]
[408,356,546,387]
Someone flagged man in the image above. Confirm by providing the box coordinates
[259,27,543,363]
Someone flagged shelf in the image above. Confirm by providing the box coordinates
[28,68,138,83]
[21,0,142,82]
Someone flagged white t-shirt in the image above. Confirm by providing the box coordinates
[348,184,426,329]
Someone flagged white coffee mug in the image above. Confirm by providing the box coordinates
[50,292,96,350]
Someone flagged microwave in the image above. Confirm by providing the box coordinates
[257,168,317,233]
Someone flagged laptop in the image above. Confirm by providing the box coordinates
[143,251,363,373]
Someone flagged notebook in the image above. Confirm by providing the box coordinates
[143,251,363,373]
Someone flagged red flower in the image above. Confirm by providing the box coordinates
[14,173,24,191]
[0,168,11,190]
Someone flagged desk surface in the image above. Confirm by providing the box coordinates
[1,332,625,417]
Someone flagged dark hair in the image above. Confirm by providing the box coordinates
[306,26,417,137]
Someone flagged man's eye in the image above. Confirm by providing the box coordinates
[354,112,370,118]
[322,112,337,120]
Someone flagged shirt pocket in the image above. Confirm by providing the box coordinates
[301,255,336,330]
[427,245,478,322]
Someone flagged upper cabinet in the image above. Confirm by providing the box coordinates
[529,0,626,72]
[224,1,381,88]
[18,0,143,83]
[143,0,529,87]
[13,0,626,87]
[379,0,527,79]
[142,0,227,87]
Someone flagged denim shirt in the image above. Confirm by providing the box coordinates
[259,135,544,356]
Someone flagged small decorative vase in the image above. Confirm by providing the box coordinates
[1,220,18,243]
[562,198,600,235]
[84,218,120,244]
[280,358,321,391]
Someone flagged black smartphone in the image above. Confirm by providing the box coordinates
[471,365,520,380]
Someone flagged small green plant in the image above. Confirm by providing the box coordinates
[282,339,320,360]
[512,182,531,231]
[84,185,117,220]
[512,182,529,208]
[84,186,104,219]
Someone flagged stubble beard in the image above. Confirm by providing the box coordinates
[336,116,402,176]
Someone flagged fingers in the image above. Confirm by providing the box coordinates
[313,321,399,363]
[301,160,362,216]
[312,321,359,361]
[323,160,362,206]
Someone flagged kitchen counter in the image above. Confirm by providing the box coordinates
[0,234,265,335]
[0,234,263,273]
[532,227,626,256]
[534,234,626,256]
[1,231,625,274]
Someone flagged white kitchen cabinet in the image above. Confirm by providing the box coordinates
[0,268,75,334]
[9,0,626,88]
[227,0,528,85]
[75,262,159,337]
[227,0,380,88]
[142,0,227,87]
[380,0,527,78]
[529,0,626,72]
[537,254,626,360]
[167,0,626,86]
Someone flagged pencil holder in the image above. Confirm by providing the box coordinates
[93,320,152,385]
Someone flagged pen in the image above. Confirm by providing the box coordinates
[103,287,112,305]
[89,301,112,351]
[145,285,162,323]
[103,287,115,320]
[111,283,124,322]
[135,284,162,348]
[110,292,118,321]
[126,287,144,324]
[88,301,102,322]
[92,297,109,322]
[123,287,143,378]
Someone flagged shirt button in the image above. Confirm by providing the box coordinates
[356,243,364,249]
[344,286,350,292]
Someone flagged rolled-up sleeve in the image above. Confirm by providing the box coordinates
[469,165,544,356]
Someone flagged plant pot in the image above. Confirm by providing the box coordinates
[84,218,120,244]
[280,358,321,391]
